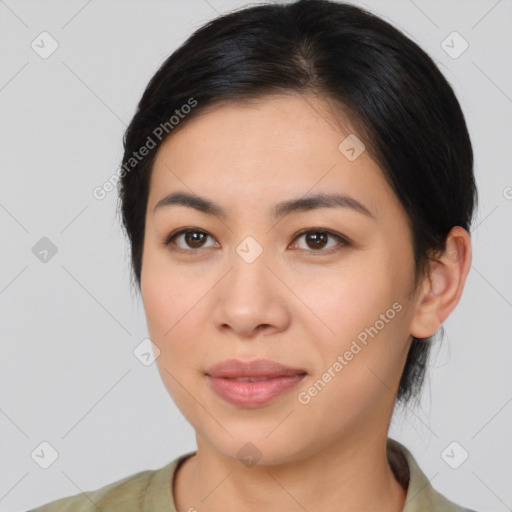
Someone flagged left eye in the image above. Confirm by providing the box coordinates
[292,229,348,254]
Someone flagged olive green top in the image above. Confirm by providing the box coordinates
[27,438,477,512]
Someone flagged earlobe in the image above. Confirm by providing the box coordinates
[410,226,472,339]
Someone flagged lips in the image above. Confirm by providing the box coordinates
[205,359,307,408]
[205,358,307,379]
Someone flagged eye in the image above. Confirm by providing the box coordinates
[291,228,349,255]
[163,228,217,252]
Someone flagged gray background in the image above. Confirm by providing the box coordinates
[1,0,511,510]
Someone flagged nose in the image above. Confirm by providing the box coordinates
[212,250,291,339]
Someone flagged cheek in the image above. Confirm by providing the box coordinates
[140,254,216,390]
[295,258,401,346]
[141,260,208,417]
[294,252,412,403]
[141,247,202,341]
[142,282,204,366]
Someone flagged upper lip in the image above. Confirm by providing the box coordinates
[206,359,307,379]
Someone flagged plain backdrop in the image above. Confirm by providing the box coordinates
[1,0,511,511]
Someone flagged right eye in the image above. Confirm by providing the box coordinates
[163,228,218,252]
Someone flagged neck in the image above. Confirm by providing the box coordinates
[174,429,407,512]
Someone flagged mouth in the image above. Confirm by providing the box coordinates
[205,358,307,379]
[225,376,287,382]
[205,359,307,408]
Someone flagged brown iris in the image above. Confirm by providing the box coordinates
[184,231,207,249]
[304,231,328,250]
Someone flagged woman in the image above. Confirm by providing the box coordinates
[29,0,478,510]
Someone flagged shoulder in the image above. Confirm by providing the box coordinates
[26,467,163,512]
[387,438,479,512]
[26,452,195,512]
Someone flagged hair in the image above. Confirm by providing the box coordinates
[117,0,477,406]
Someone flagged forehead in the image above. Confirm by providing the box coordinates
[148,94,393,218]
[156,94,356,159]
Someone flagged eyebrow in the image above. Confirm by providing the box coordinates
[153,191,374,219]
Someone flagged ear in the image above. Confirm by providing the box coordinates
[410,226,472,338]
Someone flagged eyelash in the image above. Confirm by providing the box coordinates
[163,227,350,256]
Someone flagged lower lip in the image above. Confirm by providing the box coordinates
[207,374,306,408]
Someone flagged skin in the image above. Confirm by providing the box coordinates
[140,93,472,512]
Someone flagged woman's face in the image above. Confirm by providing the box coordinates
[140,94,424,464]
